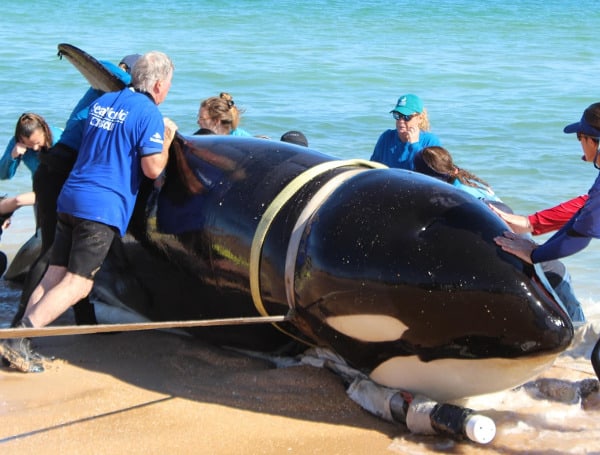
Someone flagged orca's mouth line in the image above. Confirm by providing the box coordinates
[249,159,387,327]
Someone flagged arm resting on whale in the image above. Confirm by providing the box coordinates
[531,228,591,263]
[496,217,592,265]
[528,195,588,235]
[489,195,588,235]
[532,189,600,262]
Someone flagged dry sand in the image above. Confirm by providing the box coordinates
[1,321,600,455]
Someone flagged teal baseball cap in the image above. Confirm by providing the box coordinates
[390,94,424,115]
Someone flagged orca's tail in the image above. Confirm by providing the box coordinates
[592,336,600,381]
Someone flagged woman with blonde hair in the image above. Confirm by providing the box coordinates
[196,92,252,136]
[370,94,441,169]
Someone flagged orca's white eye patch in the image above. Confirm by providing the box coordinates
[325,314,407,342]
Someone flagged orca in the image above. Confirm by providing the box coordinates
[48,43,574,403]
[101,133,573,402]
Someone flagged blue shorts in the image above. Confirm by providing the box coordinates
[50,213,118,279]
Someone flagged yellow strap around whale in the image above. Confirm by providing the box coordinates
[249,159,387,319]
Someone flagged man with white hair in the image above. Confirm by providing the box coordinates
[0,51,178,373]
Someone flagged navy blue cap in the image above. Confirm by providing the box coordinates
[564,108,600,137]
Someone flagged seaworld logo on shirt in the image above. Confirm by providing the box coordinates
[149,132,164,145]
[89,103,129,132]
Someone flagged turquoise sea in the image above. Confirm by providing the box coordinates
[1,0,599,325]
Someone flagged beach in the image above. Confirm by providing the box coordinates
[0,321,398,455]
[1,311,600,454]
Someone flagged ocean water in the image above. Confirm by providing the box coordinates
[0,4,599,337]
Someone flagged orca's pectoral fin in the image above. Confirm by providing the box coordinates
[57,43,125,93]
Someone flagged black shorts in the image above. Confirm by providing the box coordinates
[49,213,118,279]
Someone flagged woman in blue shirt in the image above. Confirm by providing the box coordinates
[0,113,62,181]
[370,94,441,169]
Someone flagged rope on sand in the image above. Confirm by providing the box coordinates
[0,314,290,339]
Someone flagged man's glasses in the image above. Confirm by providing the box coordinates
[392,112,418,122]
[577,132,600,142]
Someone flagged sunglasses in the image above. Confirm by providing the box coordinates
[577,132,600,142]
[392,112,418,122]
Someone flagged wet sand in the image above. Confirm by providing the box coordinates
[1,318,600,455]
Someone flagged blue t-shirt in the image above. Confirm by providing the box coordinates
[532,172,600,263]
[370,129,441,170]
[0,126,63,180]
[58,61,131,151]
[58,88,165,236]
[452,179,502,202]
[230,127,252,137]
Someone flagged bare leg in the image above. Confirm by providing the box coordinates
[25,268,94,328]
[27,265,67,309]
[15,160,98,326]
